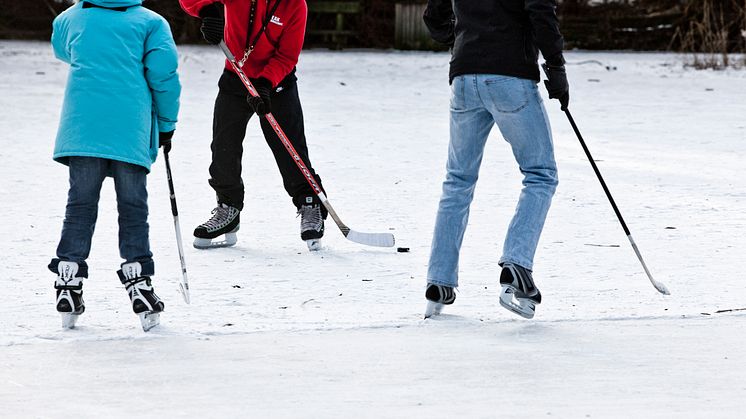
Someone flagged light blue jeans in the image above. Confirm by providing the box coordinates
[427,74,558,287]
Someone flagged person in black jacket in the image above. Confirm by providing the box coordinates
[423,0,569,319]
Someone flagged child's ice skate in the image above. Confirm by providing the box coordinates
[193,203,240,249]
[424,283,455,318]
[54,261,85,329]
[499,263,542,319]
[118,262,164,332]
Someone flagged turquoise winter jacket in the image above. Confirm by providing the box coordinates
[51,0,180,171]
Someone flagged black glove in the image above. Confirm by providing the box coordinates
[542,55,569,110]
[247,78,273,116]
[159,130,174,153]
[199,3,224,45]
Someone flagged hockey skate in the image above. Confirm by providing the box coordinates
[118,262,165,332]
[298,200,324,251]
[54,261,85,329]
[424,283,455,318]
[499,263,542,319]
[193,203,240,249]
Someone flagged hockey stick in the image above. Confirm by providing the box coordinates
[218,41,395,248]
[164,149,191,303]
[561,108,669,295]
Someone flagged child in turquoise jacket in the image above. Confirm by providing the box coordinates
[49,0,181,331]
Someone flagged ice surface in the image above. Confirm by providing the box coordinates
[1,41,745,417]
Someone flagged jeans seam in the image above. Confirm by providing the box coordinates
[472,75,484,107]
[450,75,467,112]
[427,278,458,287]
[499,257,534,271]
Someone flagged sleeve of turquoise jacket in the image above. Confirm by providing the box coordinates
[143,17,181,134]
[51,14,71,64]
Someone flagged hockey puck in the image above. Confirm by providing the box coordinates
[397,247,410,253]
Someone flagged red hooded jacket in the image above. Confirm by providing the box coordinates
[180,0,306,87]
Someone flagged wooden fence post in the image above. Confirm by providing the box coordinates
[394,2,444,50]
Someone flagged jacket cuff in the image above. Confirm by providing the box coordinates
[545,53,565,67]
[258,72,281,88]
[199,2,223,18]
[158,120,176,133]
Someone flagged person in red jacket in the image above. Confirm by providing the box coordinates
[180,0,327,251]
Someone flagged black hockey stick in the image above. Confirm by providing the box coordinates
[164,149,191,303]
[562,108,669,295]
[218,41,395,248]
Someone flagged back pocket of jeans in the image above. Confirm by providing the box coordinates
[483,76,529,113]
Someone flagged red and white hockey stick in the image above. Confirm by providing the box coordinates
[219,41,395,248]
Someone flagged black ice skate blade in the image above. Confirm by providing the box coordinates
[499,286,536,319]
[60,313,80,329]
[139,312,160,332]
[306,239,322,251]
[424,301,444,319]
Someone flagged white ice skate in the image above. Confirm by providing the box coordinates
[118,262,165,332]
[54,261,85,329]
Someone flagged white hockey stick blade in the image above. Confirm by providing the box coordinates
[345,229,395,247]
[649,277,670,295]
[628,235,670,295]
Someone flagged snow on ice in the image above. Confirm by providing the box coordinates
[1,41,745,417]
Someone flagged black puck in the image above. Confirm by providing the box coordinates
[397,247,410,253]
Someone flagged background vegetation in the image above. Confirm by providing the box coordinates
[2,0,744,67]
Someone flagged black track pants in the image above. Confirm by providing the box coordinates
[208,70,324,212]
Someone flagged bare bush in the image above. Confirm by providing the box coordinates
[670,0,746,69]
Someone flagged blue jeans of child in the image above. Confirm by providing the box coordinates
[427,74,558,287]
[50,157,154,276]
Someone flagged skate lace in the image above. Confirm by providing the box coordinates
[298,204,322,233]
[202,205,238,231]
[56,262,82,289]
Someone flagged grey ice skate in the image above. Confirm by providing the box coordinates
[193,203,240,249]
[298,200,324,251]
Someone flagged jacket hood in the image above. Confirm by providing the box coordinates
[83,0,143,7]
